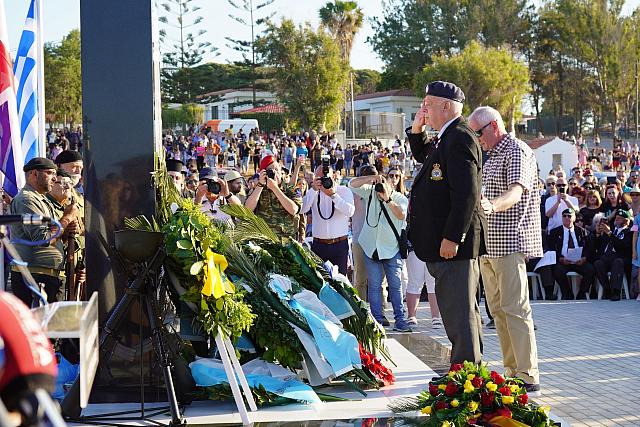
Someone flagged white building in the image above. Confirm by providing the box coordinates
[527,137,578,175]
[348,90,422,137]
[197,88,277,122]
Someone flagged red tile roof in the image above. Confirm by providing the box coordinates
[238,104,286,114]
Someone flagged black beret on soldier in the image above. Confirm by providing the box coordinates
[55,150,83,165]
[425,81,466,103]
[23,157,56,172]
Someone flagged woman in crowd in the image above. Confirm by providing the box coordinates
[580,189,602,230]
[571,186,587,210]
[600,184,630,223]
[387,167,406,196]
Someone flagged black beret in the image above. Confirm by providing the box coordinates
[23,157,56,172]
[55,150,83,165]
[166,159,184,173]
[425,81,465,103]
[56,168,72,178]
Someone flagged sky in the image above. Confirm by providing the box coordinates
[4,0,640,72]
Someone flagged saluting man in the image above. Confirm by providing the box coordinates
[405,81,487,366]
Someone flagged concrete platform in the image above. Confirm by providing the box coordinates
[72,338,436,426]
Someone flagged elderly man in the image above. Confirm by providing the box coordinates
[469,106,543,396]
[405,81,486,365]
[245,155,302,239]
[594,209,633,301]
[10,158,79,307]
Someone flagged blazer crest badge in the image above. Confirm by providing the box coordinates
[430,163,443,181]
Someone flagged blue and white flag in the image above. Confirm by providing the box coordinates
[13,0,43,164]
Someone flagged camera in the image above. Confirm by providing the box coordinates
[266,169,275,179]
[375,183,385,193]
[319,155,333,189]
[206,179,221,195]
[557,186,566,194]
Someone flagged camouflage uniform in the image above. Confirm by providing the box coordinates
[255,183,302,240]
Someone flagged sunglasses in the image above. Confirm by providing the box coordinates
[474,122,492,137]
[546,182,556,186]
[556,184,567,188]
[388,174,400,178]
[562,214,574,218]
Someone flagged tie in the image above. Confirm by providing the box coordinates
[568,232,575,249]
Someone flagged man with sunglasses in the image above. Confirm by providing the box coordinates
[405,81,485,365]
[545,177,578,231]
[469,106,543,396]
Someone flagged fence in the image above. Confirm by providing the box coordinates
[344,111,406,139]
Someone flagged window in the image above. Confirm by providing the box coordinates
[552,154,562,169]
[211,106,219,120]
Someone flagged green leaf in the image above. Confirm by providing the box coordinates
[177,239,193,250]
[215,298,224,311]
[190,261,204,275]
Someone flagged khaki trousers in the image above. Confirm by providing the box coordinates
[480,253,540,384]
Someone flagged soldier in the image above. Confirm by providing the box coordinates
[245,155,302,240]
[166,159,194,199]
[10,158,79,307]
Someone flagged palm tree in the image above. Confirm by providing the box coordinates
[318,1,364,62]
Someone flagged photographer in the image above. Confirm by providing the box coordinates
[195,167,241,224]
[245,155,302,239]
[301,162,355,274]
[349,172,411,332]
[545,177,578,231]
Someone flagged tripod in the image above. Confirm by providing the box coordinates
[64,244,186,426]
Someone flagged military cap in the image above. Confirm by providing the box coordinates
[55,150,83,165]
[561,208,575,216]
[56,168,72,178]
[23,157,56,172]
[616,209,631,219]
[224,170,242,182]
[425,81,465,103]
[166,159,184,173]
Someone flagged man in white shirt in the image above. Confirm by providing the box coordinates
[195,167,241,225]
[545,177,578,231]
[301,165,355,274]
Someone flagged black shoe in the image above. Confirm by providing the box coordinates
[611,294,621,301]
[524,383,541,397]
[486,319,496,329]
[545,294,558,301]
[534,323,538,331]
[576,292,587,300]
[380,316,390,326]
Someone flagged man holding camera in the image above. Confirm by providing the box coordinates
[245,155,302,239]
[545,177,578,231]
[349,172,411,332]
[301,163,355,274]
[195,167,241,224]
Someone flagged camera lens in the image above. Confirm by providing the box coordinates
[374,183,384,193]
[207,179,221,194]
[266,169,275,179]
[320,176,333,189]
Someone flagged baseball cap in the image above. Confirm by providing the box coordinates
[199,167,216,180]
[224,170,242,182]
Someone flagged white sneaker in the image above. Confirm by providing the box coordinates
[431,317,443,329]
[407,316,418,325]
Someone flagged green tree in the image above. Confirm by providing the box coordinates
[44,29,81,127]
[257,19,348,130]
[352,69,381,95]
[368,0,532,73]
[159,0,218,102]
[319,1,364,62]
[226,0,277,105]
[414,41,529,132]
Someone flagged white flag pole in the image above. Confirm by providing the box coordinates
[36,0,46,157]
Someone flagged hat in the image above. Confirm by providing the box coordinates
[583,169,592,176]
[166,159,184,173]
[23,157,56,172]
[199,167,216,180]
[425,81,465,103]
[629,185,640,194]
[56,168,72,178]
[561,208,575,215]
[55,150,83,165]
[224,170,242,182]
[616,209,632,219]
[259,155,276,171]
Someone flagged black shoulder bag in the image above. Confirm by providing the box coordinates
[380,199,408,259]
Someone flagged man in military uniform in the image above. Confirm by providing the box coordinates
[245,155,302,240]
[10,158,79,307]
[166,159,194,199]
[406,81,486,365]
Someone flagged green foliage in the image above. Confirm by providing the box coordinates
[237,112,286,132]
[44,29,81,127]
[352,69,381,95]
[376,69,414,91]
[319,1,364,61]
[162,103,205,128]
[368,0,532,73]
[257,19,349,130]
[414,41,529,132]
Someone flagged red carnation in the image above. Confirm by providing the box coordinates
[445,382,458,396]
[450,363,464,372]
[471,376,484,387]
[496,407,512,418]
[490,371,505,385]
[429,383,439,396]
[499,386,511,396]
[480,392,495,406]
[435,401,449,411]
[518,394,529,405]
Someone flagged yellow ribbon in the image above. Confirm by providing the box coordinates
[202,249,235,298]
[489,416,530,427]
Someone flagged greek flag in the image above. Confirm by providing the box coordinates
[13,0,44,165]
[0,0,26,196]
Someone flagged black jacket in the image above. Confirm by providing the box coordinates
[406,117,487,262]
[548,225,594,261]
[592,226,633,260]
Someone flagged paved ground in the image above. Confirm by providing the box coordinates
[385,299,640,427]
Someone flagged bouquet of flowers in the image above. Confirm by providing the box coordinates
[389,362,554,427]
[359,343,395,387]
